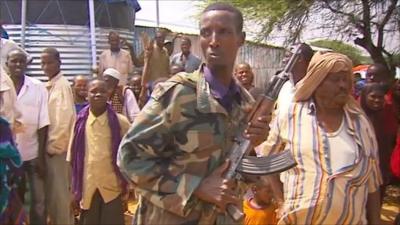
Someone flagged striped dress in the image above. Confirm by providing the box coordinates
[261,101,382,225]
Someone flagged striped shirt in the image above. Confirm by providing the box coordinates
[260,100,382,225]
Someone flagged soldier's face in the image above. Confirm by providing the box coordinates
[200,10,244,70]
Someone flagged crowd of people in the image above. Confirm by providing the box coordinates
[0,2,399,225]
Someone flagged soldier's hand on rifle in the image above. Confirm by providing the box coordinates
[193,160,239,211]
[244,115,271,146]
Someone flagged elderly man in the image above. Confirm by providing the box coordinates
[170,36,201,73]
[118,3,269,225]
[103,68,140,123]
[98,31,134,85]
[7,49,49,224]
[261,52,382,225]
[41,47,75,225]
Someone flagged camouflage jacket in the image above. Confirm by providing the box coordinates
[118,67,254,225]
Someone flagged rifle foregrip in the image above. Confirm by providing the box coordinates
[247,97,275,124]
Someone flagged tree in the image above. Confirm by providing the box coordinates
[310,39,372,65]
[205,0,399,73]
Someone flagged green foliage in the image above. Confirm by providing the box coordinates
[310,40,371,65]
[203,0,314,42]
[201,0,399,71]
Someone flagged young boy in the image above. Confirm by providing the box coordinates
[68,78,130,225]
[243,178,277,225]
[72,75,89,113]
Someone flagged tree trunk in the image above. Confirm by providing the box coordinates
[354,37,391,72]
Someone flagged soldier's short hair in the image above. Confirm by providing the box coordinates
[202,3,243,33]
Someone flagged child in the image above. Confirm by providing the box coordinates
[72,75,89,113]
[360,83,395,201]
[68,79,130,225]
[243,178,277,225]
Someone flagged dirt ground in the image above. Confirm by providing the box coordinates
[125,184,400,225]
[382,184,400,224]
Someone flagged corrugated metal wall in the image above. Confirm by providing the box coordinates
[173,35,285,90]
[238,44,285,89]
[4,24,284,89]
[4,24,135,81]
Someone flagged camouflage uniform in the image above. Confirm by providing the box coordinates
[118,67,254,225]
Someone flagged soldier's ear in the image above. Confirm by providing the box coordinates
[238,32,246,46]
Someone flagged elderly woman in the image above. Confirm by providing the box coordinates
[261,52,382,225]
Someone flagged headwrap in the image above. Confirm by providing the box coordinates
[293,51,363,113]
[70,104,127,202]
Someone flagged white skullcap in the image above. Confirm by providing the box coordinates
[103,68,121,81]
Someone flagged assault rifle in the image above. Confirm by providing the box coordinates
[224,45,303,221]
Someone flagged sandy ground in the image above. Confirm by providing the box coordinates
[125,185,400,225]
[382,184,400,224]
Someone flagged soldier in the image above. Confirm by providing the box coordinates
[118,3,269,225]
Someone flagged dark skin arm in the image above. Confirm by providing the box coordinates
[366,190,381,225]
[194,114,271,211]
[37,126,48,178]
[121,38,144,67]
[245,115,270,146]
[193,160,239,211]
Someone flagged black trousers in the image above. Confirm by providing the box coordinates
[79,190,124,225]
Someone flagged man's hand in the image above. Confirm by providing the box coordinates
[244,115,271,146]
[193,160,239,211]
[143,40,154,60]
[138,86,148,108]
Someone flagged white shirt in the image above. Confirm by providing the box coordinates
[326,118,358,173]
[0,68,20,125]
[15,75,50,161]
[122,88,140,123]
[276,80,295,114]
[46,72,76,154]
